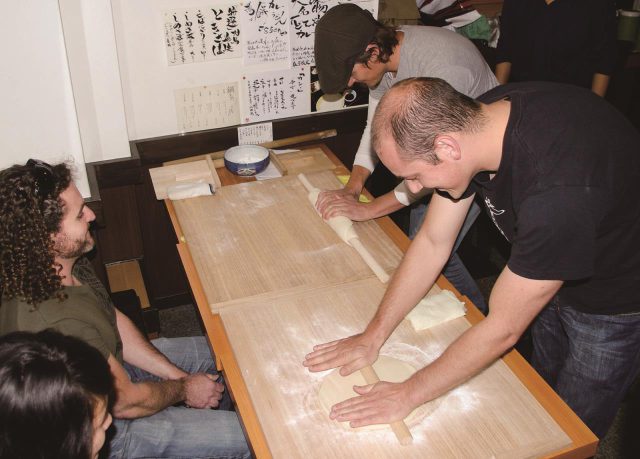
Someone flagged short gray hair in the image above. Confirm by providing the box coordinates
[372,77,484,165]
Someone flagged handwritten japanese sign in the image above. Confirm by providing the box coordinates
[289,0,379,67]
[241,67,309,122]
[238,122,274,144]
[164,5,241,65]
[175,82,241,132]
[290,0,331,66]
[241,0,291,65]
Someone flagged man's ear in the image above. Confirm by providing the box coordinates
[365,44,380,63]
[434,135,461,161]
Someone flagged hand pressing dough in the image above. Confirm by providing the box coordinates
[317,356,422,431]
[308,189,358,243]
[406,289,466,331]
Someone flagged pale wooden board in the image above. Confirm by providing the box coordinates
[173,171,404,309]
[149,160,216,200]
[220,277,572,459]
[276,147,336,175]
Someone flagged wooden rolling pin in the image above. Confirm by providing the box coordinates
[360,365,413,446]
[165,129,337,166]
[298,173,389,283]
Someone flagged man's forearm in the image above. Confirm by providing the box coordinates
[405,316,517,405]
[364,231,451,344]
[113,378,185,419]
[406,269,562,406]
[365,192,407,220]
[345,165,372,196]
[116,309,186,379]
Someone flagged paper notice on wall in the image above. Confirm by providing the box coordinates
[241,67,309,123]
[290,0,331,67]
[290,0,378,67]
[175,82,241,132]
[163,5,241,66]
[240,0,291,65]
[238,122,273,144]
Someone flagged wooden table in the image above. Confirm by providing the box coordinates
[164,144,597,458]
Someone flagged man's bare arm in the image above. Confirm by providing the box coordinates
[115,309,186,379]
[304,193,473,375]
[330,268,562,427]
[108,354,223,419]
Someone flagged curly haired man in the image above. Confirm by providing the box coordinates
[0,160,249,458]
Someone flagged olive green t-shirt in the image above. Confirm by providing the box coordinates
[0,258,123,364]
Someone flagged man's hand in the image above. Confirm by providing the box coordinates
[183,373,224,409]
[330,380,416,428]
[316,189,373,221]
[303,333,381,376]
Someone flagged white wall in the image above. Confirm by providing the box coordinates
[58,0,130,163]
[112,0,289,141]
[0,0,90,196]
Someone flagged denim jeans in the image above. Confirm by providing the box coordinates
[531,296,640,438]
[409,199,488,313]
[108,337,250,459]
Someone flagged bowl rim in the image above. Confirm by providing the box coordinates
[224,144,270,164]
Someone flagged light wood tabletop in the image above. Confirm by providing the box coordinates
[164,144,597,459]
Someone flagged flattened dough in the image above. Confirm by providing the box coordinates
[317,356,421,431]
[308,189,358,243]
[406,289,466,331]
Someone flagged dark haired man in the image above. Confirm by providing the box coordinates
[304,78,640,439]
[0,161,250,458]
[313,3,497,311]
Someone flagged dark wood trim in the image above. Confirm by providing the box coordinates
[134,108,368,167]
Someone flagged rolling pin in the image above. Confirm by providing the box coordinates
[360,365,413,446]
[298,173,389,283]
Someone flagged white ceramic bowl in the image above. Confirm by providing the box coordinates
[224,145,270,176]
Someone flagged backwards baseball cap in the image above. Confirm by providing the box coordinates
[314,4,379,94]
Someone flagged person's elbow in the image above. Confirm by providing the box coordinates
[484,313,525,354]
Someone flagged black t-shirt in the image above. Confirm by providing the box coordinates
[469,82,640,314]
[495,0,617,89]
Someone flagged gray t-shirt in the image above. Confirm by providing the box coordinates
[371,26,498,100]
[355,26,498,204]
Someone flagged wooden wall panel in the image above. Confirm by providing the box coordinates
[95,185,143,263]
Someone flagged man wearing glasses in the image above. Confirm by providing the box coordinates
[0,160,250,459]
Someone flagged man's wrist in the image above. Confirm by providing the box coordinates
[344,182,364,198]
[363,323,389,350]
[166,367,189,380]
[177,376,189,403]
[404,373,429,407]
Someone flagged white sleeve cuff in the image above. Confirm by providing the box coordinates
[353,96,379,172]
[393,180,432,206]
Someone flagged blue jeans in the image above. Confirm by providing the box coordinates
[109,337,250,459]
[531,296,640,438]
[409,200,488,313]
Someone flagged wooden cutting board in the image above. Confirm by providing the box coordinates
[172,171,404,310]
[220,277,571,459]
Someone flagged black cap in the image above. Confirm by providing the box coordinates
[314,4,378,94]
